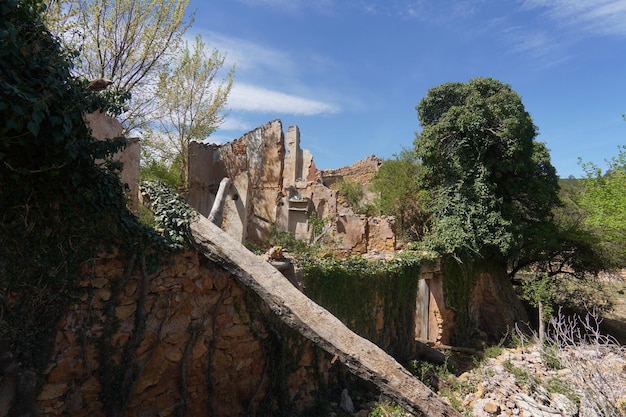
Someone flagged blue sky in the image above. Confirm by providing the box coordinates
[188,0,626,177]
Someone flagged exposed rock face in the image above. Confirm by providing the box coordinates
[365,216,396,253]
[321,154,382,187]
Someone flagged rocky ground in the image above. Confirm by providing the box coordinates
[326,273,626,417]
[329,339,625,417]
[454,342,625,417]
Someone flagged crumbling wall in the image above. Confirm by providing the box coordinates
[188,120,395,254]
[304,258,454,357]
[321,154,382,188]
[188,120,284,243]
[37,250,332,417]
[85,110,140,211]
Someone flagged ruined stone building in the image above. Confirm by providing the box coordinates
[39,116,457,417]
[187,119,395,254]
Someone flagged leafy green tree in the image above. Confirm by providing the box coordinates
[414,77,560,341]
[150,35,234,186]
[371,149,427,241]
[576,147,626,267]
[45,0,192,131]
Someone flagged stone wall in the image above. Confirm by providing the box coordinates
[302,258,454,359]
[188,120,285,243]
[85,110,140,211]
[321,154,382,188]
[187,119,396,254]
[37,250,333,417]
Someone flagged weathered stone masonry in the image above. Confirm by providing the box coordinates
[37,250,333,417]
[187,119,396,254]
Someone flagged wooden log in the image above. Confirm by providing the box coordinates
[188,214,461,417]
[414,341,447,365]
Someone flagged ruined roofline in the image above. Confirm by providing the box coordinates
[187,212,461,417]
[320,154,383,182]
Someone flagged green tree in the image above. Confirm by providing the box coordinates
[337,178,365,211]
[371,149,426,241]
[576,146,626,267]
[45,0,192,131]
[149,35,234,187]
[414,77,560,341]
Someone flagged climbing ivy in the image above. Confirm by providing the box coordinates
[140,180,198,249]
[439,258,477,346]
[303,253,422,361]
[0,2,182,415]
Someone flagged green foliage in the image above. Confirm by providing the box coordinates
[522,274,555,322]
[501,358,539,390]
[0,3,171,413]
[409,356,475,413]
[45,0,192,131]
[576,146,626,267]
[368,401,407,417]
[540,343,562,370]
[152,35,234,185]
[483,345,504,359]
[308,211,333,246]
[139,154,184,190]
[266,227,312,257]
[371,149,427,241]
[544,377,579,405]
[337,178,365,212]
[414,77,560,261]
[507,151,616,283]
[139,181,198,250]
[303,254,422,360]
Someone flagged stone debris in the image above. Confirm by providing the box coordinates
[340,388,355,413]
[451,343,625,417]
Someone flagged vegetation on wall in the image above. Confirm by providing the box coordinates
[0,2,194,414]
[336,178,367,213]
[413,77,560,263]
[410,77,560,340]
[303,254,423,361]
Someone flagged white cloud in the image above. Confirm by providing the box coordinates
[228,83,340,115]
[219,116,254,131]
[501,26,556,57]
[235,0,335,14]
[522,0,626,37]
[199,32,296,76]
